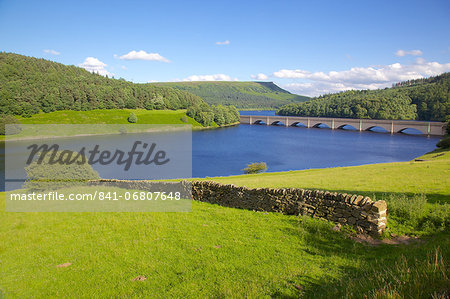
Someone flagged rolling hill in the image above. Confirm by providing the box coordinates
[0,52,240,127]
[278,73,450,121]
[150,81,309,109]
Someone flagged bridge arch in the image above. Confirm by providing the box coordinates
[397,127,426,135]
[364,125,391,133]
[290,122,307,127]
[271,120,286,126]
[253,120,266,125]
[312,122,331,129]
[337,124,358,131]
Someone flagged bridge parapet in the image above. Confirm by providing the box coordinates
[239,115,446,136]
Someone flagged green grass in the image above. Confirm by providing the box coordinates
[1,149,449,297]
[204,149,450,204]
[0,191,448,298]
[0,109,204,141]
[202,149,450,236]
[17,109,202,126]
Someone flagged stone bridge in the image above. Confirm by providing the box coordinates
[240,115,446,136]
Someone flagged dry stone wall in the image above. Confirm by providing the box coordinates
[191,181,387,236]
[88,179,387,235]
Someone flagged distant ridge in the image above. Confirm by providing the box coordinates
[0,52,205,117]
[278,73,450,121]
[150,81,309,109]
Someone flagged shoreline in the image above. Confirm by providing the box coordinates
[0,122,240,142]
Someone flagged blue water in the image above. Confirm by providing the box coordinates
[0,120,440,191]
[191,124,439,177]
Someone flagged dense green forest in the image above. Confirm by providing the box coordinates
[278,73,450,121]
[0,52,239,126]
[151,81,309,109]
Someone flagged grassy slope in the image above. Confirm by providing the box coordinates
[17,109,202,126]
[0,109,204,141]
[151,81,309,109]
[204,149,450,204]
[0,150,449,297]
[0,192,448,298]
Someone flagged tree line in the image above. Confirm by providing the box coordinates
[278,73,449,121]
[152,81,309,109]
[0,52,239,126]
[187,103,240,126]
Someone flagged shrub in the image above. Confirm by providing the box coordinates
[127,113,137,123]
[436,137,450,149]
[180,116,188,123]
[24,150,100,191]
[0,114,22,135]
[243,162,267,174]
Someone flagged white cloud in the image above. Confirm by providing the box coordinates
[78,57,113,77]
[43,49,60,55]
[251,73,269,80]
[182,74,238,81]
[118,50,170,62]
[120,65,127,70]
[275,59,450,96]
[395,49,423,57]
[216,40,230,45]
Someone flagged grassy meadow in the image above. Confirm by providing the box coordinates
[16,109,202,126]
[206,149,450,204]
[0,149,449,297]
[0,109,213,141]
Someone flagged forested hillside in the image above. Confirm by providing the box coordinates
[151,81,309,109]
[0,53,239,126]
[278,73,449,121]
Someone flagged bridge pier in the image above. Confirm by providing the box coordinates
[239,115,446,136]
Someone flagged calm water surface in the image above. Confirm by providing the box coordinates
[0,118,440,190]
[191,124,439,177]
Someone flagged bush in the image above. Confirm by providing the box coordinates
[24,150,100,191]
[127,113,137,123]
[180,116,188,123]
[0,114,22,135]
[243,162,267,174]
[436,137,450,149]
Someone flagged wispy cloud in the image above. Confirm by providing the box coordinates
[182,74,237,81]
[43,49,60,55]
[118,50,170,62]
[273,59,450,96]
[78,57,113,77]
[216,40,230,45]
[251,73,268,80]
[395,49,423,57]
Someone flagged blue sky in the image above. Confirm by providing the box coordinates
[1,0,449,96]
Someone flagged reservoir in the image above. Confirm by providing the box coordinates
[0,112,441,190]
